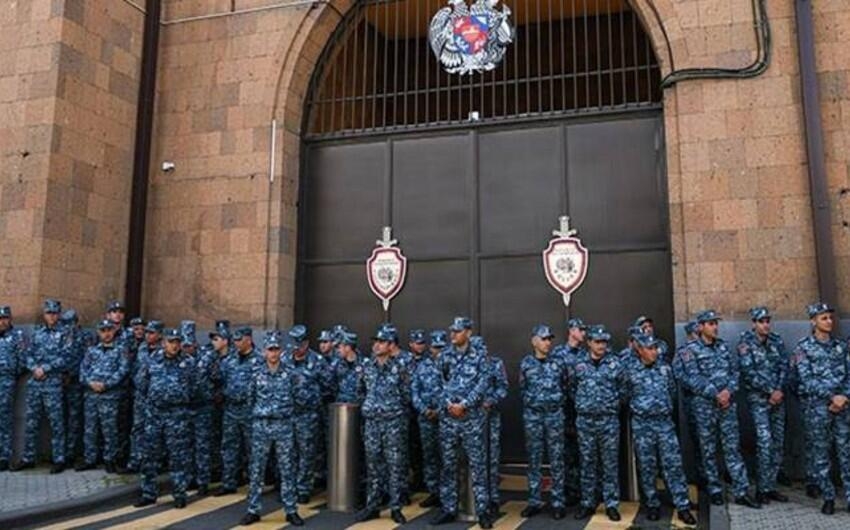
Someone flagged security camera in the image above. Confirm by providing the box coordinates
[161,161,175,172]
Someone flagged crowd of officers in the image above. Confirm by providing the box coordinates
[0,299,849,526]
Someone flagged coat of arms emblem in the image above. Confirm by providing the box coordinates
[542,216,589,306]
[429,0,514,75]
[366,227,408,313]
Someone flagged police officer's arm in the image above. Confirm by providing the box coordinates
[616,360,628,404]
[776,337,790,392]
[103,347,132,391]
[459,354,489,410]
[399,364,412,407]
[491,358,509,405]
[791,345,833,399]
[79,347,93,385]
[24,333,39,373]
[411,365,426,414]
[736,340,771,395]
[316,355,334,399]
[679,347,718,399]
[518,358,527,395]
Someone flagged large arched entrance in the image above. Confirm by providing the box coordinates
[296,0,670,463]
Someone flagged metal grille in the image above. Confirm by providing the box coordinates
[305,0,661,140]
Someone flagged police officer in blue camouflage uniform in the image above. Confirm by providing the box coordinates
[61,309,91,465]
[634,315,671,364]
[133,328,194,509]
[551,317,585,506]
[76,319,130,473]
[571,324,624,521]
[354,326,410,524]
[679,310,759,509]
[411,330,445,508]
[407,329,429,494]
[790,302,850,515]
[14,299,69,473]
[186,321,218,496]
[105,301,134,464]
[285,324,332,503]
[0,305,25,471]
[477,335,508,516]
[672,320,702,482]
[315,329,336,488]
[625,332,696,525]
[215,326,261,496]
[125,320,163,473]
[239,333,304,527]
[431,317,493,528]
[331,331,365,404]
[737,306,790,505]
[519,324,568,520]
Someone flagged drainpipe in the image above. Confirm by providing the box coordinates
[795,0,838,309]
[124,0,161,317]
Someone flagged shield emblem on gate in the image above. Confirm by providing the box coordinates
[367,246,407,312]
[542,217,589,306]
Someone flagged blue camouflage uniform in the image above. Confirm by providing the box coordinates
[671,321,701,480]
[247,335,298,517]
[438,317,490,516]
[129,321,163,470]
[479,337,508,508]
[625,333,691,511]
[285,324,332,498]
[190,327,221,491]
[22,299,69,465]
[737,307,788,495]
[678,310,750,498]
[550,317,586,501]
[789,303,850,504]
[79,321,131,466]
[411,330,446,498]
[331,347,365,405]
[219,327,261,491]
[520,325,568,509]
[315,329,336,485]
[0,306,25,465]
[60,310,92,463]
[138,329,194,503]
[361,346,411,511]
[570,325,625,510]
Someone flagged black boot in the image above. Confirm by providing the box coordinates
[478,513,493,529]
[710,492,725,505]
[767,490,788,502]
[521,504,541,518]
[552,507,566,520]
[197,484,208,496]
[605,507,621,521]
[677,509,697,525]
[104,462,116,474]
[806,484,821,498]
[50,462,65,474]
[353,508,379,522]
[297,493,311,504]
[574,506,595,519]
[822,500,835,515]
[75,462,97,472]
[239,512,260,525]
[756,491,769,505]
[647,506,660,521]
[286,513,304,526]
[430,510,456,525]
[734,495,761,509]
[133,497,156,508]
[11,461,34,472]
[390,509,407,524]
[173,497,187,509]
[776,470,792,486]
[419,493,440,508]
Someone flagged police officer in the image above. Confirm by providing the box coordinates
[571,325,624,521]
[679,310,759,508]
[0,306,25,471]
[551,317,585,505]
[737,306,789,504]
[206,319,231,484]
[633,315,671,363]
[618,326,643,364]
[133,328,194,509]
[76,320,130,473]
[215,326,261,496]
[239,333,304,527]
[519,325,567,520]
[105,301,133,463]
[14,299,69,473]
[285,324,332,503]
[672,320,701,482]
[315,329,336,487]
[184,321,216,495]
[790,303,850,515]
[625,332,696,525]
[407,329,429,493]
[431,317,492,529]
[61,309,91,465]
[125,320,163,473]
[477,335,508,516]
[411,330,445,508]
[353,326,410,524]
[331,331,365,404]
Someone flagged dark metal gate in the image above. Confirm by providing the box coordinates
[297,0,670,463]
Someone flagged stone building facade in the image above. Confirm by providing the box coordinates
[2,0,850,330]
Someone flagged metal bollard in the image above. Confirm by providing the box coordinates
[328,403,362,512]
[620,409,640,501]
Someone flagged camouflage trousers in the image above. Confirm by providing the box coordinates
[801,401,850,502]
[0,376,15,462]
[129,390,147,469]
[221,404,252,491]
[64,382,84,462]
[23,381,65,464]
[487,410,502,504]
[439,411,489,516]
[417,413,441,495]
[83,393,120,465]
[248,417,297,515]
[563,400,580,500]
[524,408,565,508]
[141,407,191,501]
[191,404,214,487]
[747,394,785,493]
[577,413,619,509]
[294,409,319,497]
[364,415,406,511]
[692,398,749,497]
[631,414,691,510]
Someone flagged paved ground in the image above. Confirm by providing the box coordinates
[728,484,850,530]
[0,466,136,513]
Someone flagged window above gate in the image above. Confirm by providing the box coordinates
[305,0,661,140]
